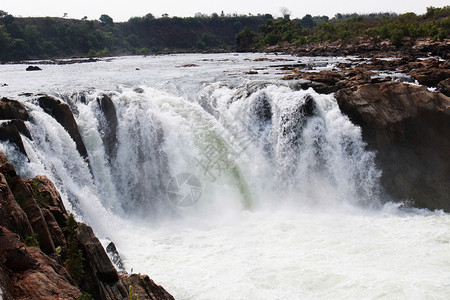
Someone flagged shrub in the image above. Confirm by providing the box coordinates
[25,233,39,247]
[64,213,84,284]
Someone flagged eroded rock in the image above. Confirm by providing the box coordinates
[336,81,450,211]
[37,95,89,160]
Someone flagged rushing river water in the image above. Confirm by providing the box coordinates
[0,53,449,299]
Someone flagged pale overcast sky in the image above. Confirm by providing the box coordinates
[2,0,449,22]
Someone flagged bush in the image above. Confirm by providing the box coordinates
[25,234,39,247]
[390,29,404,46]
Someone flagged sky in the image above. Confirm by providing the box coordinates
[2,0,449,22]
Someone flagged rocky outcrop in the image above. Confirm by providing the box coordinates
[121,274,175,300]
[77,223,128,299]
[282,57,450,94]
[335,82,450,211]
[0,98,29,120]
[0,226,82,299]
[37,95,89,159]
[0,152,174,299]
[0,98,31,156]
[0,123,28,156]
[274,37,450,59]
[97,94,118,160]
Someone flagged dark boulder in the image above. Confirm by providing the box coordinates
[97,94,118,160]
[0,124,27,156]
[1,119,32,140]
[336,81,450,211]
[106,241,125,272]
[0,98,29,120]
[37,96,89,160]
[437,78,450,97]
[26,66,42,71]
[0,119,32,156]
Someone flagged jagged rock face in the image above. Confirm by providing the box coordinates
[437,78,450,97]
[37,95,89,160]
[0,154,34,238]
[0,99,31,156]
[77,223,128,300]
[336,81,450,211]
[0,152,173,299]
[121,274,175,300]
[0,226,82,300]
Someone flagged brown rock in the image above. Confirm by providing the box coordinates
[0,227,82,300]
[0,154,33,238]
[121,273,175,300]
[77,223,128,300]
[37,95,89,160]
[409,59,450,87]
[0,98,29,121]
[11,177,55,255]
[336,81,450,211]
[437,78,450,97]
[25,175,68,229]
[0,153,171,300]
[0,227,38,272]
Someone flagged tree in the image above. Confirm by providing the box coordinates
[280,7,291,20]
[99,14,113,26]
[301,14,314,29]
[236,27,257,51]
[0,10,8,17]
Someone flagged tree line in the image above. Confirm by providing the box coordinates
[0,7,449,61]
[236,6,450,50]
[0,11,269,61]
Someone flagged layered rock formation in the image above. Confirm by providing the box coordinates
[0,153,173,299]
[280,55,450,211]
[336,82,450,211]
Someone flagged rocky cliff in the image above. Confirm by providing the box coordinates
[281,55,450,211]
[0,138,173,298]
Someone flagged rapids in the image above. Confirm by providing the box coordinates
[0,53,448,299]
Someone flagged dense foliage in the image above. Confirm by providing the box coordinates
[0,11,269,61]
[0,6,448,61]
[237,6,450,50]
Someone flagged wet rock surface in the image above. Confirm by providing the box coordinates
[37,95,89,160]
[335,82,450,211]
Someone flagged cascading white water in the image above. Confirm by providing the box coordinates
[0,53,449,299]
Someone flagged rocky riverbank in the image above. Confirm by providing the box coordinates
[266,37,450,60]
[0,127,173,299]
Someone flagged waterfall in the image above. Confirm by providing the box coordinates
[2,54,448,299]
[2,79,381,225]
